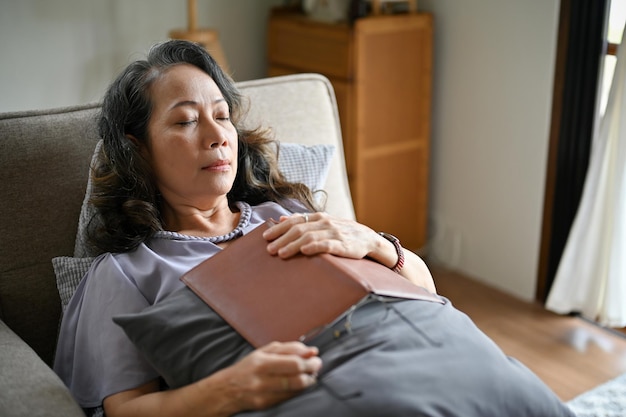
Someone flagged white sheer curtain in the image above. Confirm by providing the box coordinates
[546,39,626,328]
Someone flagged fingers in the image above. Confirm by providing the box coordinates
[274,373,318,393]
[258,342,322,376]
[263,213,328,258]
[263,213,318,240]
[262,340,319,357]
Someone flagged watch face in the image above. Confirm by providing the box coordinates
[380,232,399,243]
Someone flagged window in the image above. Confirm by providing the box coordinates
[599,0,626,115]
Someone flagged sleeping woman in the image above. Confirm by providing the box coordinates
[54,39,574,417]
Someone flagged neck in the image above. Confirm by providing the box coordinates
[161,198,240,238]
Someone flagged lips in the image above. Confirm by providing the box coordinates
[202,159,231,171]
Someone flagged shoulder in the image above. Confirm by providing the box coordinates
[104,241,202,304]
[76,252,150,308]
[82,241,187,306]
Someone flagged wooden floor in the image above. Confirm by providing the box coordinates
[430,265,626,401]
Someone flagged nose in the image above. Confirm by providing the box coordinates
[200,118,229,149]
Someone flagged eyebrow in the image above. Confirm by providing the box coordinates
[169,97,226,111]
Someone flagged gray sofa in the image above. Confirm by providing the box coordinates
[0,73,354,416]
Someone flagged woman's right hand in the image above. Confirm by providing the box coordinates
[215,341,322,412]
[104,341,322,417]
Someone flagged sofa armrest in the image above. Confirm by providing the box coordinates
[0,320,85,417]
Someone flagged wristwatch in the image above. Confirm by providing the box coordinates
[378,232,405,274]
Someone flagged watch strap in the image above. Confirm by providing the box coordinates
[378,232,405,274]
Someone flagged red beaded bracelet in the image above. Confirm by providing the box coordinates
[378,232,405,274]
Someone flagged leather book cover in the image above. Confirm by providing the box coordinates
[180,220,442,348]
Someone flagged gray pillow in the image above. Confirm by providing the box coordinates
[277,142,335,195]
[112,286,254,389]
[52,256,95,314]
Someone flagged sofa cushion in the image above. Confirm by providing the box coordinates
[0,320,86,417]
[0,104,101,366]
[73,140,103,258]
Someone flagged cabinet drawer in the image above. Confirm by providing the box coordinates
[356,146,429,250]
[268,15,353,80]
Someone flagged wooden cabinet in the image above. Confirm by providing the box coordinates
[268,10,433,250]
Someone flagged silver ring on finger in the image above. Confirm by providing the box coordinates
[301,213,309,223]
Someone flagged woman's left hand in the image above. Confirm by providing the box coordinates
[262,212,437,294]
[263,212,377,260]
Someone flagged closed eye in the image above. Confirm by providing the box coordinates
[177,120,197,126]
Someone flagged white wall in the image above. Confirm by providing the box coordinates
[420,0,560,301]
[0,0,282,113]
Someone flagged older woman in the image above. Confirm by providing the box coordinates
[54,40,573,417]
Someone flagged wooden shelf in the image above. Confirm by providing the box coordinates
[268,10,433,250]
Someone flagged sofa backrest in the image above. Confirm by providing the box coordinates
[0,73,354,366]
[236,74,354,220]
[0,104,101,365]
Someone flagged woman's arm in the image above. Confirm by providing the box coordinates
[104,342,321,417]
[263,213,437,294]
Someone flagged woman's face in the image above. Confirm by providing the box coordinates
[144,64,238,210]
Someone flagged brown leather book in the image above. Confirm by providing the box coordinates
[181,220,443,348]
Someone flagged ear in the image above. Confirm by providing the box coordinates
[126,134,150,159]
[126,134,140,147]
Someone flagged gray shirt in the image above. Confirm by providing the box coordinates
[53,201,297,408]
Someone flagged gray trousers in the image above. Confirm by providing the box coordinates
[239,297,575,417]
